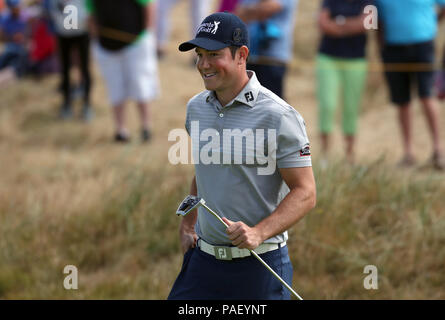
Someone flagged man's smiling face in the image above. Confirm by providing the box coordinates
[195,47,239,93]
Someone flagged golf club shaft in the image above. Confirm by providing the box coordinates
[201,203,303,300]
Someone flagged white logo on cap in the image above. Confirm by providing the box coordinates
[197,21,221,35]
[211,21,220,34]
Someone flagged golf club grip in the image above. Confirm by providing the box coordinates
[201,204,303,300]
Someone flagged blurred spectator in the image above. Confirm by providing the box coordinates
[27,4,58,78]
[435,59,445,100]
[434,8,445,100]
[87,0,160,143]
[376,0,445,170]
[0,0,28,78]
[236,0,298,99]
[218,0,239,12]
[316,0,373,166]
[156,0,209,59]
[0,0,6,18]
[46,0,92,121]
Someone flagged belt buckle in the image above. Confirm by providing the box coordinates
[214,246,232,260]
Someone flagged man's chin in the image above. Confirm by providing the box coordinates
[203,81,217,91]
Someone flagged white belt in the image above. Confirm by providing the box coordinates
[198,238,286,260]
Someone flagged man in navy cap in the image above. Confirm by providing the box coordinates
[168,12,316,300]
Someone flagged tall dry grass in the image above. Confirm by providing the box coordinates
[1,0,445,299]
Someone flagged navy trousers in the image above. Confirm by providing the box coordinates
[167,245,293,300]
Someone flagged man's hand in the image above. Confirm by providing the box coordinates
[224,167,316,252]
[180,228,197,254]
[223,217,264,250]
[178,177,199,254]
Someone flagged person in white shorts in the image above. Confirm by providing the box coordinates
[156,0,210,59]
[87,0,160,142]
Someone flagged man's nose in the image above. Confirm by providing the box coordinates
[198,55,210,69]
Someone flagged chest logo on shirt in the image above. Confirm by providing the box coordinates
[245,91,254,102]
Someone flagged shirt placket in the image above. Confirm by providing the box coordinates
[212,99,237,136]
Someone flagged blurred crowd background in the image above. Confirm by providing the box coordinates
[1,0,445,300]
[2,0,445,169]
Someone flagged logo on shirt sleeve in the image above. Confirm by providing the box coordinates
[299,144,311,157]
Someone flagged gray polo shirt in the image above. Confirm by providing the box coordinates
[185,71,311,245]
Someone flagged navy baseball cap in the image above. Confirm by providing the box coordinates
[179,12,249,52]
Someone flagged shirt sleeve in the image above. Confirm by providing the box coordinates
[276,109,312,168]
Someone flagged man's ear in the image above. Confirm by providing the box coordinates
[238,46,249,64]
